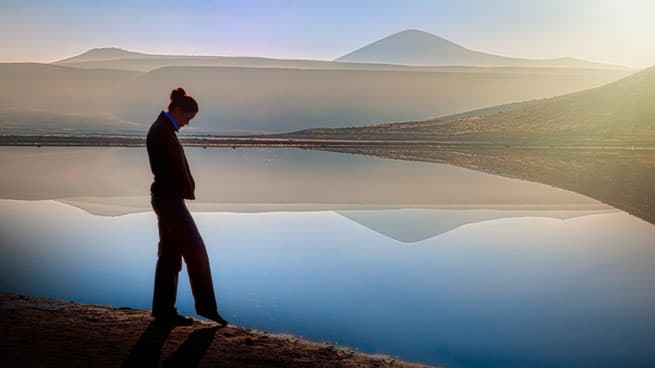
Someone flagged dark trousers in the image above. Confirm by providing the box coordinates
[151,195,218,317]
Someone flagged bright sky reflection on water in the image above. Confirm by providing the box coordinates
[1,147,654,367]
[1,199,654,368]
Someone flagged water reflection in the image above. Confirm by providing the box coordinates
[0,146,607,215]
[314,146,655,225]
[336,208,614,242]
[1,199,654,368]
[1,147,654,367]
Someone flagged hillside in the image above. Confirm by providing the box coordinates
[335,30,626,69]
[56,47,609,73]
[0,63,630,135]
[286,65,655,145]
[55,47,154,63]
[56,31,628,72]
[54,47,455,72]
[60,47,618,74]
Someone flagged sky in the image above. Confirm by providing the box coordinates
[2,0,655,68]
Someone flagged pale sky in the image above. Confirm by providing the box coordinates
[2,0,655,68]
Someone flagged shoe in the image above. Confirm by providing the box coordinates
[198,310,228,326]
[153,312,194,327]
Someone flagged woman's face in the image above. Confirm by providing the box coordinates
[178,111,196,128]
[171,108,196,128]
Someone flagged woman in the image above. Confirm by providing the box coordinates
[146,87,228,327]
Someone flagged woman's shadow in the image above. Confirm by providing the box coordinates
[122,322,221,368]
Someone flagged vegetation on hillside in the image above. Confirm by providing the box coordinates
[286,66,655,146]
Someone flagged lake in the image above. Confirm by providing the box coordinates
[1,146,654,368]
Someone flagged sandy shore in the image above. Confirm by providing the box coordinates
[0,292,434,367]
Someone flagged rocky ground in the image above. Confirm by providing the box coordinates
[0,292,434,367]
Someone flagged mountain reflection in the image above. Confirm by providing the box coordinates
[1,146,654,368]
[315,146,655,226]
[0,146,606,210]
[336,208,615,243]
[1,198,654,368]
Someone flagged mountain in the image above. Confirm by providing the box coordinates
[0,63,142,132]
[56,40,628,72]
[56,46,579,73]
[0,62,629,135]
[284,65,655,145]
[337,209,612,243]
[54,47,152,63]
[336,29,626,69]
[57,47,529,72]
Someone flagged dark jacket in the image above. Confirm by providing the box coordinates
[146,111,195,199]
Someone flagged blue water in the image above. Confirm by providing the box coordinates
[2,202,655,367]
[1,147,655,368]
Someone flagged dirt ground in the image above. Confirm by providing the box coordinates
[0,292,434,367]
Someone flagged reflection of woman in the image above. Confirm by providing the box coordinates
[146,87,227,327]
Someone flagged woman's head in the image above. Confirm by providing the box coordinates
[167,87,198,128]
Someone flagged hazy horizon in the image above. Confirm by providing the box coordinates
[3,0,655,68]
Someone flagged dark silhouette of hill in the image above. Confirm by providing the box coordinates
[336,29,626,69]
[0,62,629,134]
[286,65,655,145]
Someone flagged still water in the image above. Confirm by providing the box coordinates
[1,147,654,368]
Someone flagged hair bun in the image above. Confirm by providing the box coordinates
[167,86,198,113]
[170,87,187,101]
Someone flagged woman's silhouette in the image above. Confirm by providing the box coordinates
[146,87,228,327]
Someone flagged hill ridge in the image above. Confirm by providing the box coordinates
[335,29,626,69]
[285,65,655,145]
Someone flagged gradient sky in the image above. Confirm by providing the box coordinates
[2,0,654,68]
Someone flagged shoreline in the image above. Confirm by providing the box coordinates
[0,291,434,367]
[1,134,654,150]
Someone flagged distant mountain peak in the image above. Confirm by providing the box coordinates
[88,47,130,53]
[335,30,468,65]
[381,29,466,47]
[391,29,452,39]
[55,47,148,64]
[393,29,444,38]
[335,29,625,69]
[397,28,426,34]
